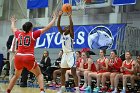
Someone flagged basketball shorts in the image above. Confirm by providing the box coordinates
[14,53,38,71]
[61,52,76,68]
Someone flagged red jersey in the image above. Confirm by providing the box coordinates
[123,60,133,75]
[83,62,88,69]
[91,63,96,72]
[97,57,107,73]
[76,58,82,68]
[108,57,122,72]
[15,30,41,54]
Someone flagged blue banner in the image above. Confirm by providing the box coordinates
[27,0,48,9]
[113,0,136,5]
[34,24,126,49]
[63,0,69,4]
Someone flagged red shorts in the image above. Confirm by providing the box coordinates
[14,54,38,70]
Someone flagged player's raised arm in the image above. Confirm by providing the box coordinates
[40,13,57,34]
[68,12,74,39]
[10,16,18,33]
[57,11,64,34]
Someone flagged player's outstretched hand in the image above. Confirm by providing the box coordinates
[52,12,57,20]
[10,15,17,23]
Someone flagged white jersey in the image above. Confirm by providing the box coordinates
[62,33,74,52]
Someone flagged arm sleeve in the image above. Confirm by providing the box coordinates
[46,57,51,67]
[33,30,41,39]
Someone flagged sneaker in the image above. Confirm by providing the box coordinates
[49,83,54,87]
[20,82,27,87]
[57,86,66,93]
[93,87,100,92]
[55,84,61,88]
[85,86,92,92]
[100,86,107,92]
[120,89,126,93]
[40,91,45,93]
[65,81,69,87]
[130,88,136,93]
[112,90,118,93]
[106,88,114,92]
[80,83,87,90]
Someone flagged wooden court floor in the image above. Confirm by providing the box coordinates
[0,83,74,93]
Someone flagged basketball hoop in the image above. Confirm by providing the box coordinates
[75,0,86,10]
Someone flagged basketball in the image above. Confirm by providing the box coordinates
[62,3,72,13]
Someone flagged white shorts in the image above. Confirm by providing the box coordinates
[61,52,76,68]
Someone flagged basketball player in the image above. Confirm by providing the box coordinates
[6,14,56,93]
[57,11,80,93]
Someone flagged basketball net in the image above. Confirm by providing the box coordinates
[51,0,62,17]
[75,0,86,10]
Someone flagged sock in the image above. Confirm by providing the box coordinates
[61,86,65,89]
[40,89,44,92]
[110,86,113,89]
[96,87,99,89]
[83,83,87,87]
[61,86,66,91]
[114,88,117,91]
[102,86,105,88]
[123,87,126,90]
[7,89,11,93]
[75,87,79,90]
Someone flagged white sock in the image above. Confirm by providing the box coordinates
[114,88,117,91]
[75,87,79,90]
[61,86,65,88]
[110,86,113,89]
[123,87,126,90]
[96,87,99,89]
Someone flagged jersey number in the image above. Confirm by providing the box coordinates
[19,36,31,46]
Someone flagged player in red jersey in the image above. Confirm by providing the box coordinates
[112,51,135,93]
[100,50,122,92]
[6,14,56,93]
[85,49,109,92]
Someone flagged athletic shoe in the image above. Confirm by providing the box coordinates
[85,86,92,92]
[106,88,114,92]
[93,87,100,92]
[80,83,87,90]
[100,86,107,92]
[120,89,126,93]
[55,84,61,88]
[57,86,66,93]
[40,91,45,93]
[112,90,118,93]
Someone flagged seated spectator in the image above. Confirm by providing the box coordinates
[76,51,92,89]
[85,49,109,92]
[39,50,51,80]
[100,50,122,92]
[47,50,63,85]
[130,55,140,92]
[112,51,135,93]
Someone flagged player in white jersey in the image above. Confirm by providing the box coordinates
[57,11,80,93]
